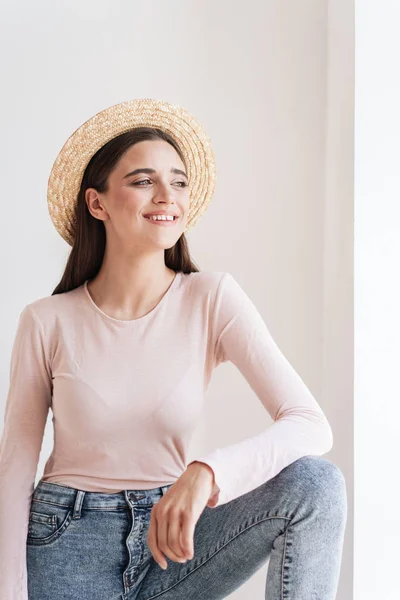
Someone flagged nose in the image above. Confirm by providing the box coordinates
[154,188,177,208]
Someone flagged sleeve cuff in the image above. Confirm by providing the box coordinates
[186,459,221,507]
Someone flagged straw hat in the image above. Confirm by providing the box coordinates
[47,98,217,246]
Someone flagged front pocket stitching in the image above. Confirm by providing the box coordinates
[29,511,57,526]
[30,499,72,509]
[27,510,73,546]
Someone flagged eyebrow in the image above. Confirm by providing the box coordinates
[122,167,188,180]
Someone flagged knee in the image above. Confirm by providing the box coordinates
[293,456,347,517]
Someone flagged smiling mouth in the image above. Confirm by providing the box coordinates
[143,216,179,225]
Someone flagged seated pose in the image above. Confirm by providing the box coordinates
[0,98,347,600]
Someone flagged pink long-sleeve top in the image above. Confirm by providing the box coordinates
[0,270,333,599]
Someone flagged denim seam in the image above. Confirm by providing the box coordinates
[123,510,135,592]
[31,499,128,512]
[36,481,72,489]
[30,499,71,509]
[281,524,289,600]
[140,514,291,600]
[26,510,73,546]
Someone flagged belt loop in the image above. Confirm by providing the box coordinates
[72,490,85,519]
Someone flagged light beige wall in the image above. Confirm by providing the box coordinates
[321,2,354,599]
[188,2,354,599]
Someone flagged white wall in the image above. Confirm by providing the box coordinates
[354,2,400,599]
[0,1,354,598]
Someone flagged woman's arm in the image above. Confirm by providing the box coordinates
[187,272,333,508]
[0,304,52,600]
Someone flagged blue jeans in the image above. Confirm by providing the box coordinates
[27,455,347,599]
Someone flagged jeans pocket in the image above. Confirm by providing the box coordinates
[27,500,73,546]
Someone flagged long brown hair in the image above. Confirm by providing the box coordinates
[51,127,200,296]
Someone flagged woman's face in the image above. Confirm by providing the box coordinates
[86,139,191,250]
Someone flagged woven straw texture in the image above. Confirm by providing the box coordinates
[47,98,217,246]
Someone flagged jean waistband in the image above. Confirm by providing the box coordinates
[33,479,173,510]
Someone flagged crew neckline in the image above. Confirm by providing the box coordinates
[82,271,182,326]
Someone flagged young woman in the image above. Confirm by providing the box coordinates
[0,98,347,600]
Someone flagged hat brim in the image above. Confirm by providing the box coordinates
[47,98,217,246]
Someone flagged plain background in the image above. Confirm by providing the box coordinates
[0,1,357,599]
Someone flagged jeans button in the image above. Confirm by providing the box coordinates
[129,492,137,501]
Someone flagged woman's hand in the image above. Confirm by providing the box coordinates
[147,461,217,570]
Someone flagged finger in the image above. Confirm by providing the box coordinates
[167,512,187,559]
[156,508,188,563]
[180,511,196,559]
[147,511,168,570]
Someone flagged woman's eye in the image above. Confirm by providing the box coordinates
[133,179,187,187]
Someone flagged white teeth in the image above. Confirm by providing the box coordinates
[147,215,175,221]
